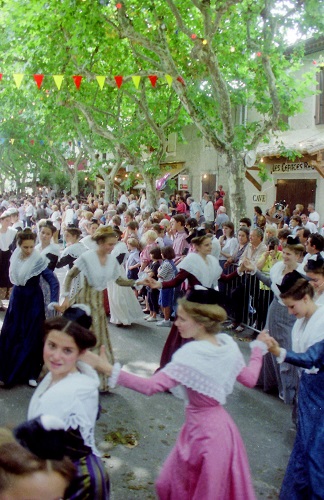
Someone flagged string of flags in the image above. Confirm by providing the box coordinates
[0,138,82,147]
[0,73,185,90]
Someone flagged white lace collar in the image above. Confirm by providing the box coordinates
[162,334,246,404]
[74,250,120,291]
[9,248,49,286]
[178,253,222,287]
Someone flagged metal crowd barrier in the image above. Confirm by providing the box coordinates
[219,265,273,333]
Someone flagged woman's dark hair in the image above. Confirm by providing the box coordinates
[222,221,235,237]
[150,247,162,260]
[17,228,37,245]
[0,431,75,493]
[65,226,82,238]
[254,206,262,215]
[191,233,212,247]
[280,278,314,300]
[43,317,97,351]
[127,221,139,230]
[237,226,250,238]
[39,220,56,235]
[161,246,175,260]
[186,218,198,229]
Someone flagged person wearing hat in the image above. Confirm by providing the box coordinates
[27,307,110,499]
[55,226,146,391]
[251,235,306,405]
[0,417,75,500]
[83,286,270,500]
[0,229,59,387]
[147,232,223,368]
[9,207,24,231]
[264,275,324,499]
[0,210,17,311]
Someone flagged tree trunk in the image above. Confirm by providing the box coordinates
[103,175,114,204]
[70,163,79,197]
[226,152,247,228]
[142,173,158,211]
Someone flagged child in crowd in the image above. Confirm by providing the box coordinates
[126,238,141,299]
[144,247,162,322]
[157,246,177,327]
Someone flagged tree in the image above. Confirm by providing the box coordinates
[106,0,322,222]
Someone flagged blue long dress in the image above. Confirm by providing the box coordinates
[279,341,324,499]
[0,267,59,386]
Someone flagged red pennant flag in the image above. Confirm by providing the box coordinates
[30,140,35,145]
[33,74,44,89]
[0,74,3,81]
[176,76,185,86]
[148,75,158,87]
[72,75,83,89]
[114,75,123,88]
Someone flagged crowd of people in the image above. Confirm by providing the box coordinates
[0,186,323,499]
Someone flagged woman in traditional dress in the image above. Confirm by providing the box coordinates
[148,232,223,368]
[35,220,60,318]
[264,276,324,499]
[56,225,87,299]
[84,287,269,500]
[80,218,100,250]
[0,229,59,387]
[107,238,143,327]
[0,210,17,311]
[304,253,324,305]
[27,308,110,499]
[251,235,305,403]
[57,226,142,391]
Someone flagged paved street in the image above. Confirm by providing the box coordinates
[0,302,294,499]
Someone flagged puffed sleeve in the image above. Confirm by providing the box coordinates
[41,268,60,302]
[285,340,324,370]
[236,347,264,388]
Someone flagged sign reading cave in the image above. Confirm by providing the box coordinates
[252,194,267,204]
[272,162,315,173]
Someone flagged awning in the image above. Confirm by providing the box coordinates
[256,128,324,159]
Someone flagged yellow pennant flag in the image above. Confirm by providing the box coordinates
[9,138,15,144]
[53,75,64,90]
[131,75,141,89]
[96,76,106,90]
[13,74,24,89]
[165,74,173,87]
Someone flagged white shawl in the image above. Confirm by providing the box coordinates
[292,305,324,352]
[178,253,222,288]
[28,361,100,455]
[60,242,87,260]
[162,334,246,404]
[35,242,61,257]
[74,249,120,291]
[9,248,48,286]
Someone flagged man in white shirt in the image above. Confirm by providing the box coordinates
[203,194,215,223]
[302,233,324,267]
[187,197,201,222]
[307,203,320,228]
[301,213,317,233]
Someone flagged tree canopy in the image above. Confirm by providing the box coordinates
[0,0,323,218]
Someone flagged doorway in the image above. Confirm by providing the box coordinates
[276,179,316,214]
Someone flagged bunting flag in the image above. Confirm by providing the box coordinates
[9,138,15,144]
[165,74,173,87]
[131,75,141,89]
[33,74,44,89]
[96,75,106,90]
[0,72,185,90]
[13,73,24,89]
[114,75,123,88]
[72,75,83,89]
[53,75,64,90]
[148,75,158,87]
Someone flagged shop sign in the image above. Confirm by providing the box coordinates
[252,193,267,204]
[178,174,189,190]
[272,162,315,173]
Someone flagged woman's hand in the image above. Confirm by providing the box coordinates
[80,345,113,376]
[54,297,70,313]
[256,329,270,344]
